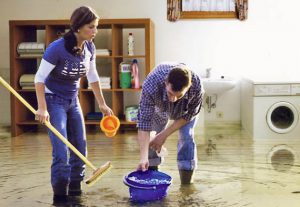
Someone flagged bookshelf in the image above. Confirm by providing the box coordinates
[9,19,154,136]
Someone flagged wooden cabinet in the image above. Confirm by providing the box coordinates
[9,19,154,136]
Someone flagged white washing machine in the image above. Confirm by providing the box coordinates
[241,78,300,139]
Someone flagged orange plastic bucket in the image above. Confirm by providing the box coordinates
[100,115,120,137]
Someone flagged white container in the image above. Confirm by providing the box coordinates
[119,62,131,72]
[125,105,138,122]
[128,33,134,56]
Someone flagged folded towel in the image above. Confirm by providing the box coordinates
[17,42,45,55]
[19,74,35,87]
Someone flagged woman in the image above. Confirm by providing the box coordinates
[34,6,112,204]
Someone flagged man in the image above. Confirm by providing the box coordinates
[137,62,204,184]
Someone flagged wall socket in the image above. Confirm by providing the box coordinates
[216,111,224,119]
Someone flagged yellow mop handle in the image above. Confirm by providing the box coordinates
[0,76,97,171]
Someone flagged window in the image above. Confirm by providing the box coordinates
[167,0,248,21]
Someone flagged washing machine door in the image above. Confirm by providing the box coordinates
[266,102,299,134]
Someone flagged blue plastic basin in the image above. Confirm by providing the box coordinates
[123,170,172,202]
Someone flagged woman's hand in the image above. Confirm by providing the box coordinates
[99,104,113,116]
[35,108,49,124]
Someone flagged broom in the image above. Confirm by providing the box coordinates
[0,76,112,186]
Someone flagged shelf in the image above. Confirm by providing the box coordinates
[17,89,139,92]
[18,88,140,93]
[120,120,137,125]
[17,120,136,126]
[85,120,100,125]
[80,89,113,92]
[17,121,39,125]
[114,55,146,59]
[80,88,141,92]
[15,88,140,93]
[16,55,43,59]
[17,89,36,92]
[85,120,136,125]
[106,19,152,28]
[10,19,154,136]
[95,55,113,59]
[114,88,141,92]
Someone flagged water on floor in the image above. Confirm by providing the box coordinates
[0,124,300,207]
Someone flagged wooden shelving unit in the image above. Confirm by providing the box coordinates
[9,19,154,136]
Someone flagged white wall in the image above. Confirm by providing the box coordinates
[1,0,300,125]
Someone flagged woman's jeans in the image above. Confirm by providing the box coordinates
[149,117,198,171]
[46,94,86,195]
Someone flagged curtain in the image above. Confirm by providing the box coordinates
[167,0,181,22]
[236,0,248,20]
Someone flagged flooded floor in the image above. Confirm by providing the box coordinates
[0,124,300,207]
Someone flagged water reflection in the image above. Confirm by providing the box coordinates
[1,127,300,207]
[178,184,202,207]
[267,144,296,172]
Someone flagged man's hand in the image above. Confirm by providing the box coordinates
[137,159,149,171]
[149,132,167,153]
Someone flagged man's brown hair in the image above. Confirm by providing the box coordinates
[166,65,192,92]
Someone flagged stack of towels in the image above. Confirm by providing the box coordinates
[99,76,111,89]
[95,49,111,56]
[88,76,111,89]
[17,42,45,57]
[19,74,35,89]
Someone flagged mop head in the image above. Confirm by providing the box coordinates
[85,161,112,187]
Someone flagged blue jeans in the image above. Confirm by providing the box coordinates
[149,117,198,171]
[45,94,86,195]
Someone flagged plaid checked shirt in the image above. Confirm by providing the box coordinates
[137,63,204,131]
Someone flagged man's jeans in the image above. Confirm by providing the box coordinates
[149,117,198,171]
[46,94,86,194]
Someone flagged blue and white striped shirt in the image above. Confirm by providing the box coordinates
[137,63,203,131]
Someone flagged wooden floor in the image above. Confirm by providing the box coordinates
[0,124,300,207]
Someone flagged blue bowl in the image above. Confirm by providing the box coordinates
[123,170,172,202]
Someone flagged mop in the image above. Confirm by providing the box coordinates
[0,76,112,186]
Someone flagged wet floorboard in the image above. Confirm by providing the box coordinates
[0,125,300,207]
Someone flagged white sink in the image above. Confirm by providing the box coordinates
[202,77,237,95]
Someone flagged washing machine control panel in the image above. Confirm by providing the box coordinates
[291,84,300,95]
[254,84,291,96]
